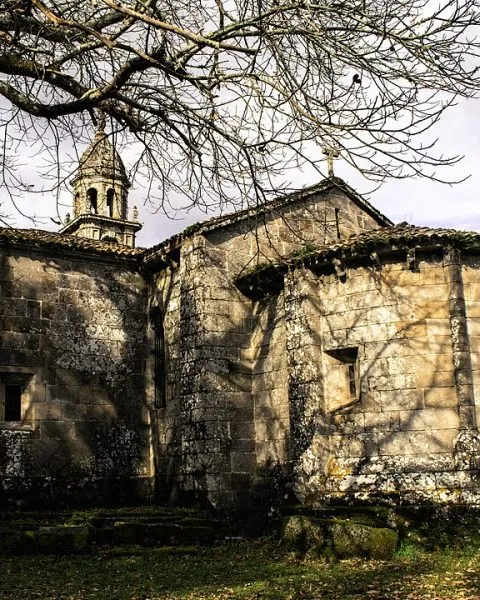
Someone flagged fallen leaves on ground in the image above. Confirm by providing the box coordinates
[1,541,480,600]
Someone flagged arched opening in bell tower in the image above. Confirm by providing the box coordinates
[87,188,98,214]
[106,188,114,218]
[74,192,80,215]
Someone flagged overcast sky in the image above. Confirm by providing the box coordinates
[4,96,480,249]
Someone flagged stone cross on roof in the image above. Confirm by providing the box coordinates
[322,146,340,177]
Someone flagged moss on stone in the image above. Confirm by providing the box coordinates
[324,506,393,528]
[1,530,36,554]
[329,521,398,559]
[281,516,324,553]
[36,526,91,554]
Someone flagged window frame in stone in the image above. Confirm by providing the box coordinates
[323,346,360,412]
[0,372,34,424]
[334,208,341,239]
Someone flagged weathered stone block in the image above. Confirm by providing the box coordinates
[35,402,62,421]
[1,529,36,554]
[62,402,86,421]
[112,522,148,545]
[379,389,423,411]
[423,387,458,408]
[37,526,91,554]
[230,472,253,490]
[255,419,289,442]
[230,452,256,472]
[329,522,398,559]
[376,429,457,455]
[465,302,480,318]
[416,370,455,389]
[400,408,459,431]
[282,516,324,553]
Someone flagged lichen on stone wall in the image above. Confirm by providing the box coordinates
[51,295,129,386]
[93,422,143,477]
[0,429,31,478]
[45,267,146,391]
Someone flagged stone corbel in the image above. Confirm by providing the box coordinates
[369,251,381,270]
[332,257,347,282]
[443,244,461,268]
[405,248,418,272]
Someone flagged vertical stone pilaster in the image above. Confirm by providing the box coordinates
[444,245,476,430]
[177,234,255,508]
[284,268,328,503]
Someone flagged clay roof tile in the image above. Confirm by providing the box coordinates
[0,227,143,259]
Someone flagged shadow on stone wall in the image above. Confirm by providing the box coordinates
[0,250,151,508]
[153,237,298,510]
[150,238,480,512]
[288,254,477,507]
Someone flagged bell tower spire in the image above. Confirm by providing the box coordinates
[60,125,141,247]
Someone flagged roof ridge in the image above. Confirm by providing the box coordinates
[143,177,393,261]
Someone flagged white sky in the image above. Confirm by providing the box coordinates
[4,96,480,248]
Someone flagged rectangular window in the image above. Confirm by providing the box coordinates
[4,385,22,421]
[334,208,341,239]
[323,347,360,412]
[0,372,34,423]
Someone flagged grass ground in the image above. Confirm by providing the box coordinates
[1,540,480,600]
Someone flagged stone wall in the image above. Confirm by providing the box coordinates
[0,248,150,507]
[251,293,290,503]
[179,234,255,507]
[284,250,480,506]
[206,188,384,275]
[150,188,386,508]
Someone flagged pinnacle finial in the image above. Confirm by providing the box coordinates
[96,110,106,134]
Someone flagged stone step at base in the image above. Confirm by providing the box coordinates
[0,507,221,554]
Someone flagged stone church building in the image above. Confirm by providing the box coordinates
[1,130,480,509]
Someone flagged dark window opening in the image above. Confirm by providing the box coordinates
[347,364,357,398]
[87,188,98,214]
[151,308,166,408]
[334,208,341,239]
[106,188,114,218]
[5,384,22,421]
[325,346,358,363]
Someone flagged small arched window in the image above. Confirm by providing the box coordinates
[87,188,98,214]
[106,188,114,218]
[74,192,80,215]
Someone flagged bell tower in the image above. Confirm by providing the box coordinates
[60,126,142,247]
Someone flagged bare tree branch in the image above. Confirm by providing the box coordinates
[0,0,479,215]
